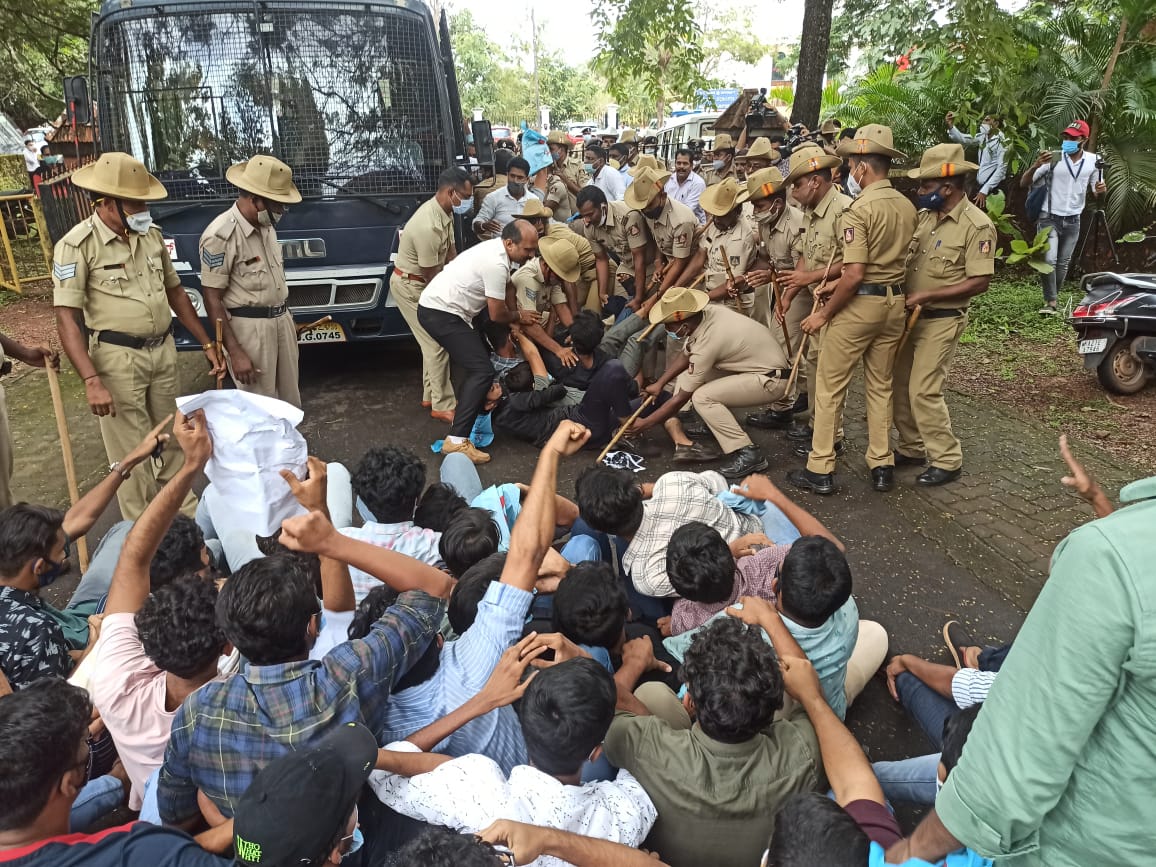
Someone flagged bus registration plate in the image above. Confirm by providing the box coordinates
[298,323,346,344]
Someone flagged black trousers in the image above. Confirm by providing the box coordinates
[571,359,635,446]
[418,306,495,439]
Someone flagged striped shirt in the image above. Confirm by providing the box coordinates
[382,581,532,774]
[950,667,997,709]
[157,591,445,821]
[340,521,443,603]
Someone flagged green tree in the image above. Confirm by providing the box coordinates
[793,0,836,127]
[449,9,510,116]
[827,0,945,76]
[0,0,95,128]
[698,6,772,85]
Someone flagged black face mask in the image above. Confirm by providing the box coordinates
[642,203,663,220]
[507,181,526,198]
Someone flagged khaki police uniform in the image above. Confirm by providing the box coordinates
[671,300,789,453]
[755,205,807,409]
[799,180,853,404]
[52,214,194,520]
[583,199,653,299]
[643,198,697,263]
[199,203,300,407]
[0,340,11,509]
[700,218,759,311]
[391,196,456,411]
[544,222,598,311]
[894,197,995,471]
[513,259,568,324]
[808,147,917,475]
[544,164,587,222]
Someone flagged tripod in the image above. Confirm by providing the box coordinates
[1073,207,1119,276]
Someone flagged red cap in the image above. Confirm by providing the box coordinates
[1064,119,1090,138]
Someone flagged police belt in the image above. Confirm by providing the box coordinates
[393,270,426,284]
[96,328,172,349]
[229,304,288,319]
[766,368,790,379]
[921,307,966,319]
[856,283,905,296]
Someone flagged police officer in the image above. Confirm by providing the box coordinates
[787,125,917,496]
[516,198,599,316]
[772,145,850,441]
[894,143,995,486]
[743,137,780,173]
[512,234,583,364]
[53,152,224,520]
[0,333,56,509]
[389,167,474,423]
[623,166,698,313]
[738,167,808,426]
[544,130,585,221]
[576,184,653,316]
[199,156,302,409]
[628,286,788,476]
[685,178,758,314]
[701,133,737,185]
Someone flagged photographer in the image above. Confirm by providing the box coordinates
[1019,119,1106,315]
[945,111,1007,209]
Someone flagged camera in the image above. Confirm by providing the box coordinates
[779,123,823,158]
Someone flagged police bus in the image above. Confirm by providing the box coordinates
[66,0,471,347]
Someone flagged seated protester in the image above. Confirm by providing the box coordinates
[379,421,593,775]
[477,818,671,867]
[0,678,231,865]
[158,511,454,822]
[88,411,228,815]
[439,507,501,579]
[413,483,469,533]
[547,561,680,691]
[371,656,657,854]
[493,330,652,450]
[667,474,843,635]
[0,423,178,687]
[765,653,988,867]
[666,548,885,720]
[605,617,821,867]
[343,445,441,601]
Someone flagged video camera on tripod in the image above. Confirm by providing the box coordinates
[778,123,825,158]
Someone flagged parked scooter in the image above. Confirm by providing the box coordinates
[1068,272,1156,394]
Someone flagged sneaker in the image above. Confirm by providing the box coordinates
[943,621,975,669]
[442,438,490,464]
[1038,306,1057,316]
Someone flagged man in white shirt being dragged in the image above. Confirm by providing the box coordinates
[1020,119,1106,315]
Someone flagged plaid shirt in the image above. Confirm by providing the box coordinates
[669,543,792,636]
[157,590,445,821]
[622,471,762,598]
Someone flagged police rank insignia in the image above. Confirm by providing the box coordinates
[202,248,226,269]
[53,261,77,281]
[979,240,992,254]
[675,233,688,246]
[844,228,855,243]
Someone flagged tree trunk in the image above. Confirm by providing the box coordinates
[792,0,836,128]
[1088,15,1127,152]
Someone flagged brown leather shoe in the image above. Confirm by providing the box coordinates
[430,409,455,424]
[441,438,490,464]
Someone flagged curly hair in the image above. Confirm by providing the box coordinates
[217,554,320,665]
[413,483,468,532]
[136,575,226,679]
[551,561,628,649]
[395,827,503,865]
[352,446,427,523]
[150,514,206,589]
[681,617,782,743]
[574,466,643,537]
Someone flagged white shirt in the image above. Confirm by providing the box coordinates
[1032,151,1100,218]
[947,127,1007,193]
[474,186,531,233]
[370,743,657,867]
[619,164,634,188]
[587,165,626,202]
[419,238,515,325]
[23,148,39,172]
[665,172,707,224]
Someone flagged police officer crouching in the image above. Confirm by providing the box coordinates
[894,143,996,486]
[201,156,303,407]
[53,152,225,521]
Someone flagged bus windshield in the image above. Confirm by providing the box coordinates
[93,2,449,198]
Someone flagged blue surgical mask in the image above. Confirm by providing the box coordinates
[916,187,947,212]
[1061,140,1080,155]
[343,826,364,859]
[126,210,153,235]
[712,159,726,172]
[452,196,473,216]
[582,163,594,173]
[846,171,861,197]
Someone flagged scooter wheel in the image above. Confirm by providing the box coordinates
[1096,337,1150,395]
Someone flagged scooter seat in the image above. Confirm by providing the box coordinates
[1083,272,1156,291]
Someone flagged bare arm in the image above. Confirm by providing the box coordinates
[487,295,522,325]
[480,820,671,867]
[656,255,689,295]
[594,252,611,305]
[165,283,223,374]
[512,330,550,378]
[885,653,956,700]
[728,596,807,660]
[281,458,356,614]
[886,811,963,864]
[731,474,843,550]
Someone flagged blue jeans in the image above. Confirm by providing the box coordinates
[1038,214,1082,304]
[873,752,940,805]
[758,502,801,545]
[979,643,1011,671]
[70,774,124,832]
[440,452,484,502]
[896,671,958,750]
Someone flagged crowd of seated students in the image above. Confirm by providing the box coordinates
[0,411,1151,867]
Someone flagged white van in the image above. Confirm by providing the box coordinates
[652,112,722,167]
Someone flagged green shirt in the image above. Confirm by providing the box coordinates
[604,707,822,867]
[937,476,1156,866]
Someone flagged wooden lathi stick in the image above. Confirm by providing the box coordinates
[296,315,334,336]
[44,363,89,570]
[896,304,923,353]
[214,318,226,389]
[596,395,657,464]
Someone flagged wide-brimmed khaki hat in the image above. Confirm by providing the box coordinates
[907,143,980,180]
[712,133,735,151]
[628,154,663,176]
[518,197,551,219]
[538,235,580,282]
[738,167,788,203]
[649,286,710,325]
[227,155,302,204]
[624,166,671,211]
[745,137,779,161]
[618,129,637,143]
[783,145,842,187]
[819,119,839,136]
[700,177,744,216]
[835,124,907,160]
[546,130,571,147]
[71,152,168,202]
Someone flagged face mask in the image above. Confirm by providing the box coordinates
[552,150,565,164]
[452,195,473,215]
[979,123,991,136]
[126,210,153,235]
[916,186,947,211]
[667,329,684,342]
[38,556,66,588]
[642,205,663,220]
[754,205,782,225]
[343,826,364,859]
[846,170,862,198]
[712,159,726,172]
[507,182,526,198]
[935,775,944,794]
[582,163,594,173]
[1061,140,1080,155]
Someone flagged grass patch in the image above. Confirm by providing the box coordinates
[0,289,19,307]
[960,274,1079,351]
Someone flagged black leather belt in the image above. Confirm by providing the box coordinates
[96,329,171,349]
[857,283,905,296]
[921,307,965,319]
[229,304,288,319]
[767,368,790,378]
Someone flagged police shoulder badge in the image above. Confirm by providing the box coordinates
[844,227,855,243]
[629,225,640,236]
[675,232,688,246]
[979,239,992,254]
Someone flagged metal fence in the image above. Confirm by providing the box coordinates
[0,194,53,293]
[37,169,95,247]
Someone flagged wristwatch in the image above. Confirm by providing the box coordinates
[109,461,131,480]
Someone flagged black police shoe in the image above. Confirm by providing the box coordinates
[871,467,895,492]
[793,440,844,458]
[672,441,722,463]
[679,415,711,439]
[786,422,814,441]
[719,445,769,477]
[894,450,926,467]
[786,468,837,495]
[745,409,796,430]
[917,466,962,486]
[791,392,808,414]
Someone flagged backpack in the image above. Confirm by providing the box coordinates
[1025,164,1054,222]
